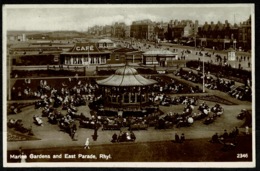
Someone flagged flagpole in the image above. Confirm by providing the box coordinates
[202,51,205,93]
[88,42,90,67]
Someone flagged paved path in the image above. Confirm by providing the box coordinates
[117,40,252,71]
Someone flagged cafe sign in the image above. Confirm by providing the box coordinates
[75,45,94,51]
[73,43,98,52]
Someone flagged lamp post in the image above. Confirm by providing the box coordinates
[8,49,11,100]
[202,49,205,93]
[194,33,197,49]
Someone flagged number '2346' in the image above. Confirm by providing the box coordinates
[237,153,248,158]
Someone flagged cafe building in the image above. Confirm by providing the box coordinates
[59,43,111,66]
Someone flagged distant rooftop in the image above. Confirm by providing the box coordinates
[143,50,178,56]
[97,39,114,43]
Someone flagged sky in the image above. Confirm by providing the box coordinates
[4,4,253,31]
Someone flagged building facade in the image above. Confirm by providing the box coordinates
[154,22,168,41]
[238,15,251,51]
[167,20,198,43]
[111,22,126,38]
[197,17,251,50]
[130,20,155,41]
[107,47,141,64]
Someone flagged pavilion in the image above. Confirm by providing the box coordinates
[142,50,178,67]
[96,65,158,116]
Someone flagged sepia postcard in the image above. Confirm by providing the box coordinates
[2,4,255,168]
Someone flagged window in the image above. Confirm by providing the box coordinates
[115,55,119,60]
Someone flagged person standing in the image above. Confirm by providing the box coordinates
[72,131,78,141]
[21,152,27,163]
[19,147,22,155]
[92,128,98,141]
[180,133,185,143]
[175,133,180,143]
[235,127,239,136]
[245,126,250,135]
[84,138,90,149]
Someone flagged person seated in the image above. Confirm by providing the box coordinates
[121,132,127,141]
[33,115,43,126]
[130,131,136,141]
[12,106,20,114]
[222,130,229,140]
[126,132,131,141]
[112,133,118,142]
[9,118,16,124]
[66,114,72,121]
[64,117,70,125]
[210,133,220,143]
[230,127,239,138]
[221,141,237,151]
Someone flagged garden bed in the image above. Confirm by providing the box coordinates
[97,68,158,75]
[186,60,251,83]
[7,129,40,142]
[198,95,237,105]
[11,69,85,78]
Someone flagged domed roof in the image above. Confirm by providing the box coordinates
[96,66,157,87]
[115,66,138,75]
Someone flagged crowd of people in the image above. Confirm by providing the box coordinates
[210,128,240,151]
[12,73,204,102]
[11,76,98,101]
[150,76,201,94]
[176,68,251,101]
[9,96,225,142]
[10,77,99,139]
[7,119,33,135]
[9,75,201,139]
[185,60,251,84]
[111,131,136,143]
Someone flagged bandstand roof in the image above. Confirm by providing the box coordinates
[143,50,178,57]
[96,66,157,87]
